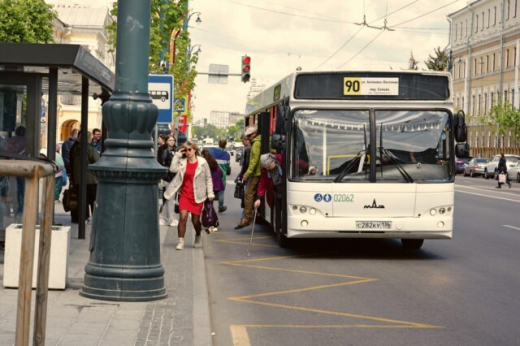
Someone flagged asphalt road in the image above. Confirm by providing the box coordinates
[203,164,520,346]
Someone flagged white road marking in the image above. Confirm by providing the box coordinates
[455,189,520,203]
[455,184,519,197]
[503,225,520,231]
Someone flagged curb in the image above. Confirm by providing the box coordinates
[193,238,213,346]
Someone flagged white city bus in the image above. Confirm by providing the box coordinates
[245,71,468,249]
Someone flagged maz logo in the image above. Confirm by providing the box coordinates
[364,199,385,209]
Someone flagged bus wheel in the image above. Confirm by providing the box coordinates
[484,170,490,179]
[401,239,424,250]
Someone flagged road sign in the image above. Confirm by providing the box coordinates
[208,64,229,84]
[148,74,173,123]
[174,98,185,113]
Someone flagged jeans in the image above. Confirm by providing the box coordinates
[217,190,225,209]
[55,177,63,200]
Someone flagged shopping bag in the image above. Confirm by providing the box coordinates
[499,173,507,183]
[63,185,78,212]
[234,181,244,199]
[201,199,219,228]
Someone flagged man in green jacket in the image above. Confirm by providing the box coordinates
[236,126,261,229]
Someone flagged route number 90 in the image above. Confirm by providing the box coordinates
[344,77,361,95]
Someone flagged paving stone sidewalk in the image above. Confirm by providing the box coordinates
[0,206,212,346]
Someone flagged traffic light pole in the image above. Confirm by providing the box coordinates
[80,0,168,302]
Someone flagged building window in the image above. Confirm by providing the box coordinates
[478,94,482,115]
[484,93,488,114]
[476,15,479,32]
[488,9,491,27]
[506,49,510,68]
[482,12,485,30]
[515,47,517,67]
[512,89,515,108]
[505,90,508,102]
[491,92,494,109]
[507,0,511,20]
[462,96,465,110]
[494,6,497,25]
[493,53,496,71]
[474,58,477,75]
[472,95,475,115]
[515,0,518,17]
[480,57,483,74]
[486,55,489,72]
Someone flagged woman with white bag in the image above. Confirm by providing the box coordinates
[496,153,512,189]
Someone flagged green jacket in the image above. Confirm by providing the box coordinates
[245,135,262,177]
[71,142,100,185]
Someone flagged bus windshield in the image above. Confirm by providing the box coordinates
[293,109,452,183]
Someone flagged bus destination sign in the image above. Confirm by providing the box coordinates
[343,77,399,96]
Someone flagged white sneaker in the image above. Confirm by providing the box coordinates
[169,220,179,227]
[159,219,168,226]
[194,235,202,248]
[176,238,184,250]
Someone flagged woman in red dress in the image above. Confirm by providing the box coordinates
[164,142,214,250]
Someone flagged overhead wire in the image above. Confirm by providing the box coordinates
[226,0,355,24]
[314,26,365,70]
[251,0,340,21]
[337,30,385,69]
[391,0,460,28]
[369,0,419,24]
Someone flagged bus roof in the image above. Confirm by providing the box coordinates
[245,70,451,116]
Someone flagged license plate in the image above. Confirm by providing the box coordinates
[356,221,392,229]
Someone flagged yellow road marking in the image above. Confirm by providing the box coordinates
[230,325,251,346]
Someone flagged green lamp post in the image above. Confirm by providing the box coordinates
[80,0,167,301]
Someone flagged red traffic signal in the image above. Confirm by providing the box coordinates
[241,55,251,83]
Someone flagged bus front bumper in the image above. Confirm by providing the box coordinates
[286,216,453,239]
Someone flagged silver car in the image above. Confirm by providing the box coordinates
[463,158,489,177]
[484,154,520,179]
[507,162,520,182]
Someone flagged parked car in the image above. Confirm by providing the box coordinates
[463,158,489,177]
[484,154,520,179]
[507,161,520,182]
[455,157,471,174]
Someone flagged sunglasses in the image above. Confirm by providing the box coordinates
[186,148,193,152]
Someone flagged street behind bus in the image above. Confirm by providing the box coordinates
[204,161,520,346]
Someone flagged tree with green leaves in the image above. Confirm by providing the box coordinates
[0,0,56,43]
[408,52,419,70]
[108,0,199,120]
[425,46,449,71]
[487,100,520,147]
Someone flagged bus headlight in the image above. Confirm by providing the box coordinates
[299,206,307,214]
[309,208,316,215]
[439,207,446,214]
[430,209,437,216]
[301,220,308,227]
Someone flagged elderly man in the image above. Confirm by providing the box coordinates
[235,126,261,229]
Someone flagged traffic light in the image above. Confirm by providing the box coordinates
[241,55,251,83]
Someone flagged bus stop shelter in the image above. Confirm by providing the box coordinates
[0,43,115,238]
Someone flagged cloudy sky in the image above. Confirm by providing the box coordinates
[49,0,473,122]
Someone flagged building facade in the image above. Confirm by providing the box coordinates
[48,3,115,142]
[449,0,520,157]
[209,111,243,129]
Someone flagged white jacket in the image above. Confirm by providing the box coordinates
[164,153,215,203]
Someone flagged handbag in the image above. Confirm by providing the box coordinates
[234,181,244,199]
[63,185,78,212]
[201,199,219,228]
[499,173,507,183]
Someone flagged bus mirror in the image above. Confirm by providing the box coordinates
[271,134,286,150]
[454,111,467,142]
[455,143,470,158]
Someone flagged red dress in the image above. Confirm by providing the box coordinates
[179,160,203,215]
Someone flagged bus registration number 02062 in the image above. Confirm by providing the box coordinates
[356,221,392,230]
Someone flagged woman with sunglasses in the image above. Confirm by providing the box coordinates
[164,142,214,250]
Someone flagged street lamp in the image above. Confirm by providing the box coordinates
[182,11,201,30]
[188,44,201,57]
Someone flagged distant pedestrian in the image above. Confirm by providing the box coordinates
[202,149,224,233]
[164,142,214,250]
[496,153,511,188]
[211,139,231,213]
[157,135,178,226]
[54,144,66,202]
[70,131,100,221]
[62,129,78,173]
[4,125,26,217]
[91,128,103,154]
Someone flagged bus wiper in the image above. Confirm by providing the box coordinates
[333,150,366,182]
[381,148,414,183]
